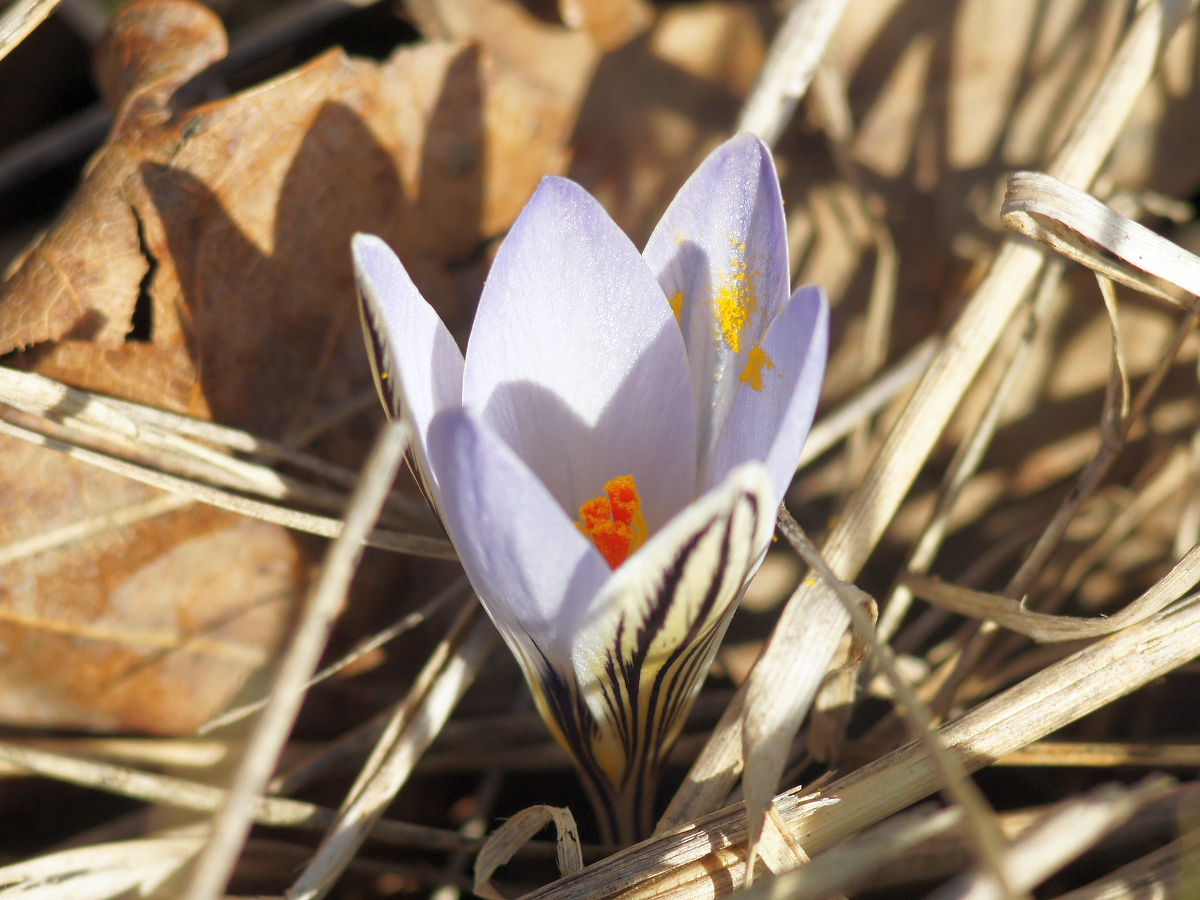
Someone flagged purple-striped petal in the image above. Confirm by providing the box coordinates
[642,134,790,480]
[555,461,776,837]
[573,461,774,753]
[463,176,696,533]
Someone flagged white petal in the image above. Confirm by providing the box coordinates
[352,233,464,506]
[426,408,612,669]
[703,285,829,501]
[570,462,775,784]
[643,133,790,475]
[462,177,696,533]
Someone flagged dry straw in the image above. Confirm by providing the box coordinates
[4,0,1200,898]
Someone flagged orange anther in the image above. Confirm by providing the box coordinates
[605,475,640,526]
[579,495,613,529]
[588,520,634,569]
[577,474,647,569]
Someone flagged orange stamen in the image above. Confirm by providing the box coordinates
[605,474,639,526]
[588,519,633,569]
[577,474,648,568]
[579,496,613,529]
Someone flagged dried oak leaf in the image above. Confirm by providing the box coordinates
[0,436,298,734]
[2,0,586,425]
[0,0,589,732]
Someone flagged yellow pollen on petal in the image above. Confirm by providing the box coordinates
[576,474,648,568]
[668,292,684,323]
[739,345,775,391]
[714,238,758,352]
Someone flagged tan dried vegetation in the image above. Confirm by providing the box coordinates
[2,0,1200,897]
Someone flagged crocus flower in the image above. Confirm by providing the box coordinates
[354,133,828,843]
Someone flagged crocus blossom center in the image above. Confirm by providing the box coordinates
[576,474,648,568]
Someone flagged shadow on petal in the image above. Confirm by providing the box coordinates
[478,315,696,533]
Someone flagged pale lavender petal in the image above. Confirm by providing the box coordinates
[703,285,829,503]
[463,177,696,533]
[352,233,463,506]
[642,133,790,479]
[569,462,776,767]
[427,408,612,667]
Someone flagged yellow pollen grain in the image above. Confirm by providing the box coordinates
[669,291,683,322]
[739,345,775,391]
[713,242,757,352]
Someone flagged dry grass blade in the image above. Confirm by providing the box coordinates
[0,417,456,558]
[876,261,1065,643]
[738,559,868,874]
[798,336,938,469]
[528,593,1200,900]
[0,835,204,900]
[182,419,412,900]
[199,577,469,733]
[286,606,498,900]
[770,508,1009,893]
[1051,834,1200,900]
[668,0,1200,832]
[0,492,192,566]
[903,527,1200,640]
[1002,170,1200,304]
[0,366,140,438]
[736,0,849,146]
[0,365,427,519]
[735,805,963,900]
[6,736,230,769]
[474,806,583,900]
[834,783,1200,895]
[0,740,480,852]
[926,777,1174,900]
[1096,274,1131,454]
[997,742,1200,768]
[987,300,1197,623]
[0,0,60,64]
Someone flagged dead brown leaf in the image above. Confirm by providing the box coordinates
[0,0,589,732]
[2,0,584,425]
[0,432,299,732]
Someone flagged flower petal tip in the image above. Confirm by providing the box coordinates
[516,174,611,237]
[726,130,774,163]
[795,284,831,365]
[351,232,397,278]
[793,282,831,312]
